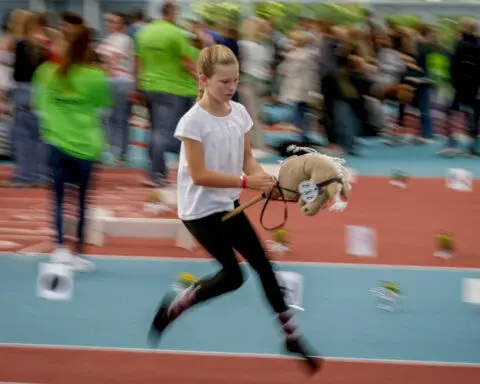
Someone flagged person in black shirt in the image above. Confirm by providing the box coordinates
[449,19,480,156]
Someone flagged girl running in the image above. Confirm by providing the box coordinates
[148,44,321,375]
[33,26,111,271]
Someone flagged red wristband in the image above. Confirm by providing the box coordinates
[241,175,247,189]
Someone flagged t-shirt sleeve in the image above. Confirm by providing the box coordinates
[174,115,203,143]
[186,44,200,61]
[238,103,254,134]
[178,30,193,59]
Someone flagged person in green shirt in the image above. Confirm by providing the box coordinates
[33,26,112,272]
[183,40,201,95]
[134,1,197,187]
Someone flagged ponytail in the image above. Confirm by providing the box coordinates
[57,25,91,77]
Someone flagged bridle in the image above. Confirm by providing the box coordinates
[258,177,343,231]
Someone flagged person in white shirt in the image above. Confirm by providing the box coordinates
[238,17,274,156]
[97,12,134,165]
[147,44,320,375]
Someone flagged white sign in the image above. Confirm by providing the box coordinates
[36,262,74,301]
[275,271,304,311]
[345,225,377,258]
[298,180,319,204]
[462,278,480,305]
[446,168,473,192]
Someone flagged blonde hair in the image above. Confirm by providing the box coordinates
[348,28,374,59]
[17,12,47,67]
[460,17,477,35]
[290,30,310,48]
[8,9,32,39]
[241,17,270,41]
[196,44,238,101]
[332,26,348,40]
[399,28,418,57]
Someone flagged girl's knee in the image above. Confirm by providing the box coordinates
[223,265,244,291]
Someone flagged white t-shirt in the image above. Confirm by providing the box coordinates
[97,32,134,80]
[174,101,253,221]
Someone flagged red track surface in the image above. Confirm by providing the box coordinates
[0,347,478,384]
[0,166,478,267]
[1,165,479,383]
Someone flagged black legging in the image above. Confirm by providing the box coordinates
[182,201,288,314]
[49,145,94,254]
[321,75,338,145]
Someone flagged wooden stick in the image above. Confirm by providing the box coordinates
[221,193,266,221]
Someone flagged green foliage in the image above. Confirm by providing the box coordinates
[312,3,366,25]
[194,1,242,26]
[256,2,303,32]
[434,15,463,47]
[385,14,421,28]
[255,2,367,29]
[191,2,462,49]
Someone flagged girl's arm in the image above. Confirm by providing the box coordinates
[182,136,275,192]
[243,133,264,176]
[183,137,242,188]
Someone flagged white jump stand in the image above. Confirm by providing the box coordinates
[94,186,196,250]
[100,217,197,250]
[65,186,197,250]
[64,207,113,246]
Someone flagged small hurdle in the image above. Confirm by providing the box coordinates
[64,186,197,250]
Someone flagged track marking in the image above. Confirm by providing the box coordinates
[0,228,52,235]
[0,382,39,384]
[0,252,478,271]
[0,208,45,213]
[0,235,48,240]
[0,241,20,249]
[0,220,49,225]
[0,343,478,368]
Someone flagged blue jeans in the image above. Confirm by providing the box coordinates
[106,78,133,159]
[144,91,194,184]
[458,102,480,152]
[49,145,94,253]
[334,101,360,152]
[10,82,50,184]
[292,102,309,141]
[446,93,480,150]
[417,85,433,139]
